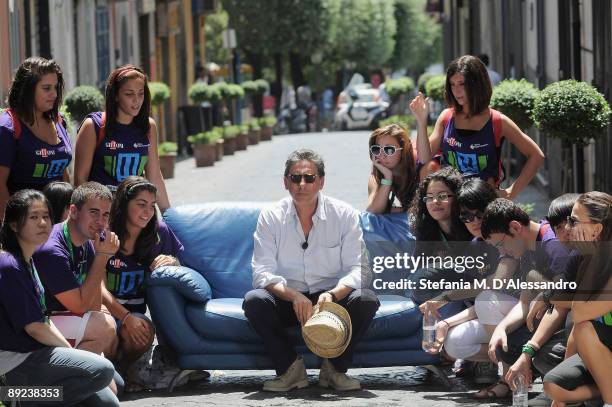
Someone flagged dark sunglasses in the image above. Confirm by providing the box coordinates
[459,210,484,224]
[370,144,403,157]
[288,174,317,184]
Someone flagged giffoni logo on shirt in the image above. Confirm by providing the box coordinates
[109,258,127,269]
[105,141,124,150]
[447,137,462,148]
[35,148,56,157]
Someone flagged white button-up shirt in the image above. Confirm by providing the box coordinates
[252,193,368,293]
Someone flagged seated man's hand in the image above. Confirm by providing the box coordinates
[488,326,508,363]
[150,254,179,270]
[94,229,120,257]
[121,314,151,349]
[418,300,447,319]
[317,292,333,306]
[505,353,533,390]
[292,293,313,325]
[526,297,547,332]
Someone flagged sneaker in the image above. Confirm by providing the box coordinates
[528,392,552,406]
[318,359,361,391]
[473,362,498,384]
[263,356,309,392]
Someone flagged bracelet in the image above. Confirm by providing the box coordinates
[380,178,393,186]
[96,251,115,258]
[326,291,338,302]
[439,320,449,328]
[120,311,131,324]
[521,343,537,357]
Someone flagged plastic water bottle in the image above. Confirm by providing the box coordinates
[512,374,528,406]
[421,310,438,352]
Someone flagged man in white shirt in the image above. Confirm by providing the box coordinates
[243,149,379,392]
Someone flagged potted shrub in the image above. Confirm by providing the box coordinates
[235,124,249,150]
[417,72,436,94]
[211,127,224,161]
[533,79,611,191]
[222,125,240,155]
[158,141,178,179]
[188,82,222,128]
[247,119,261,145]
[187,131,218,167]
[490,79,539,131]
[258,116,276,141]
[384,77,415,115]
[424,75,446,103]
[149,81,171,142]
[64,86,104,124]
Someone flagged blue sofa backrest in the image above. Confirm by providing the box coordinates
[164,202,270,298]
[163,203,416,299]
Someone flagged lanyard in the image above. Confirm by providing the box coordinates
[62,221,88,284]
[28,259,47,316]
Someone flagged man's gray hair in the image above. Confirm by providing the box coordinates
[284,149,325,177]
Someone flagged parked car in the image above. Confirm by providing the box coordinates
[334,84,389,130]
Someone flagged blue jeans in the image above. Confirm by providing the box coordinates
[3,347,119,406]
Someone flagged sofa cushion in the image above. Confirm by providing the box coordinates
[185,295,424,344]
[164,203,272,299]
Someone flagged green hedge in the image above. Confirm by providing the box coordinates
[158,141,178,155]
[187,128,223,145]
[64,86,104,123]
[379,115,416,130]
[149,82,171,106]
[385,77,415,99]
[424,75,446,102]
[223,125,241,139]
[490,79,539,130]
[533,80,611,146]
[188,82,221,103]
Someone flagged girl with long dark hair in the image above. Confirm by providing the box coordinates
[74,65,170,211]
[0,57,71,218]
[101,176,182,368]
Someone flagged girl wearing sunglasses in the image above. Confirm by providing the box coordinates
[367,124,431,213]
[544,191,612,407]
[409,55,544,200]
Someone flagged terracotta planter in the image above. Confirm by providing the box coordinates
[223,137,237,155]
[260,125,273,141]
[215,139,224,161]
[248,129,260,145]
[235,133,249,150]
[159,154,176,179]
[192,144,216,167]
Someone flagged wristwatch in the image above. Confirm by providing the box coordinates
[326,291,338,302]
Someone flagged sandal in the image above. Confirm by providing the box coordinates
[472,380,511,400]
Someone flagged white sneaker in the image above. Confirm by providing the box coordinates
[263,356,309,392]
[318,358,361,391]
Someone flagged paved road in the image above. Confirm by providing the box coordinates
[122,130,550,406]
[165,130,550,219]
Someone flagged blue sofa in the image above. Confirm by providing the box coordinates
[148,202,462,388]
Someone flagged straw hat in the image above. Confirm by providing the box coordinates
[302,302,352,358]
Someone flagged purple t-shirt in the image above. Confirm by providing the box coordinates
[0,111,72,193]
[106,221,183,314]
[84,112,150,191]
[33,223,95,313]
[519,221,574,281]
[0,253,47,352]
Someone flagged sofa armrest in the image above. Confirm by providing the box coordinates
[148,265,212,303]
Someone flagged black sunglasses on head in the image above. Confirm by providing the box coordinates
[459,210,484,223]
[288,174,317,184]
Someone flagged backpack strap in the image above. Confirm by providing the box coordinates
[539,222,552,240]
[6,108,22,140]
[96,112,107,147]
[491,108,504,147]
